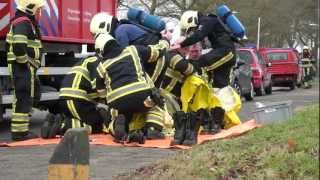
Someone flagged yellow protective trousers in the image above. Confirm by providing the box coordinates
[180,75,241,128]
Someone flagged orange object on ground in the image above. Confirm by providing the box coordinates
[2,120,260,149]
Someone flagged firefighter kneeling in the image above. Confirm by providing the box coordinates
[95,33,169,143]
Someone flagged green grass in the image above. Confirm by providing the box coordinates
[115,104,319,180]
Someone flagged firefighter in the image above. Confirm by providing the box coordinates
[94,32,169,143]
[90,13,172,140]
[301,46,313,88]
[6,0,44,141]
[90,12,160,47]
[41,56,111,138]
[171,10,237,133]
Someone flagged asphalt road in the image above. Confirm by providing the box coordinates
[0,83,318,180]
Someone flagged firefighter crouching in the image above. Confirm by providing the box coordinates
[90,13,170,141]
[6,0,44,141]
[41,55,111,139]
[94,33,169,143]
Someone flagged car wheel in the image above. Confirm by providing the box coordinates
[244,83,254,101]
[255,84,264,96]
[265,83,272,95]
[289,81,296,90]
[233,81,242,96]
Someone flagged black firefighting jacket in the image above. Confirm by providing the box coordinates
[6,10,42,68]
[59,56,104,101]
[96,40,169,104]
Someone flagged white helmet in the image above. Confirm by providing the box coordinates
[303,45,309,50]
[17,0,45,15]
[180,10,198,33]
[90,12,114,36]
[95,33,115,53]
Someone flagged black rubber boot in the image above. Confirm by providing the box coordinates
[127,130,146,144]
[170,111,187,146]
[12,131,39,141]
[210,107,225,134]
[113,114,128,143]
[197,109,211,134]
[97,107,112,128]
[144,123,165,140]
[182,112,200,146]
[41,113,56,139]
[41,113,64,139]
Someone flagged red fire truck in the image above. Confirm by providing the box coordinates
[0,0,117,121]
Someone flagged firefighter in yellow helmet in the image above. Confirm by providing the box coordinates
[6,0,45,141]
[95,33,169,143]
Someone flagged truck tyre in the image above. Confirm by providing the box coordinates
[289,81,296,90]
[265,83,272,95]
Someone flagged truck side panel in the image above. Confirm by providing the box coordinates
[0,0,116,44]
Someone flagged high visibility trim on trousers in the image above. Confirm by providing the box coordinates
[151,56,165,83]
[107,81,151,103]
[205,52,234,71]
[66,100,81,120]
[71,118,82,128]
[31,66,35,98]
[170,54,183,69]
[166,68,184,82]
[60,88,91,101]
[11,113,29,132]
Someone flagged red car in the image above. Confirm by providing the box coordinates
[259,48,301,90]
[236,48,272,96]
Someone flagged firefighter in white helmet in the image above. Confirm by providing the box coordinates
[6,0,45,141]
[94,32,170,143]
[171,10,238,134]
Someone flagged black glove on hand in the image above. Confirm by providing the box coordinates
[151,88,165,108]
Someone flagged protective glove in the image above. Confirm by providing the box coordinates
[150,88,165,108]
[27,57,41,69]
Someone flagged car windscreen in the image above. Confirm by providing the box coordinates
[267,52,288,61]
[237,51,252,64]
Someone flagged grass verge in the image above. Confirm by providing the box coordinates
[115,104,319,180]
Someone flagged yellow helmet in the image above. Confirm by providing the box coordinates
[180,10,198,33]
[17,0,45,15]
[90,12,114,37]
[95,33,116,54]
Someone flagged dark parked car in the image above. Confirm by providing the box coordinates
[231,56,254,101]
